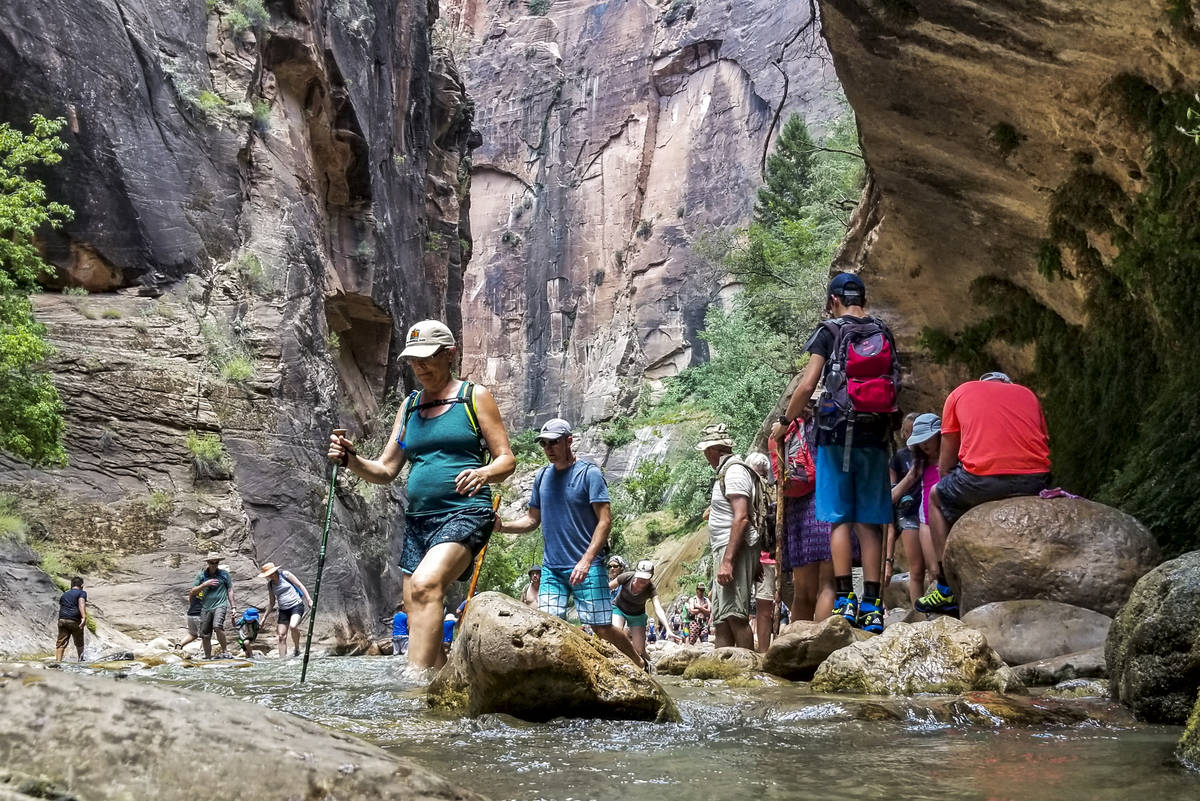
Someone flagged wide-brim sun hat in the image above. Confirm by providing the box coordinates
[400,320,455,359]
[907,413,942,447]
[204,551,221,562]
[695,422,734,452]
[257,562,280,578]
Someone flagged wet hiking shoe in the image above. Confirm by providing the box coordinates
[834,593,859,627]
[857,600,884,634]
[915,583,958,616]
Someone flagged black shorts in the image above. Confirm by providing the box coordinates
[935,466,1050,524]
[278,605,305,624]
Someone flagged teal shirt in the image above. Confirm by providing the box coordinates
[193,569,231,612]
[402,395,492,515]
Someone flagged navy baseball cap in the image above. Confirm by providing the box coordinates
[828,272,866,301]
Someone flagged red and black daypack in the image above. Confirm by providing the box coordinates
[780,419,816,498]
[816,316,901,468]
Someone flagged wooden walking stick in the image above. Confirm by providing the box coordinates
[460,493,502,624]
[301,428,345,683]
[772,444,786,636]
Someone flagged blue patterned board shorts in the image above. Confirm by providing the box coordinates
[539,563,613,626]
[400,506,494,581]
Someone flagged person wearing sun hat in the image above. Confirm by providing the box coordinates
[258,562,314,658]
[190,551,236,659]
[326,320,515,677]
[697,422,757,649]
[918,371,1052,615]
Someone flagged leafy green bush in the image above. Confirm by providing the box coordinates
[623,459,671,514]
[510,429,544,468]
[186,431,231,479]
[101,308,122,319]
[221,356,253,383]
[527,0,551,15]
[0,494,26,540]
[147,490,173,517]
[474,530,543,595]
[193,91,227,122]
[0,115,72,467]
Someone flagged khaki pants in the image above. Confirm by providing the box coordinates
[710,543,755,625]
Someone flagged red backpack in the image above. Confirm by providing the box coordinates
[776,420,816,498]
[816,316,900,469]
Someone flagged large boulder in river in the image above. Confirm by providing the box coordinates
[0,666,485,801]
[654,644,708,675]
[811,616,1024,696]
[682,647,762,680]
[428,592,679,722]
[943,497,1159,616]
[1012,647,1108,686]
[961,600,1112,666]
[1106,550,1200,723]
[764,615,872,681]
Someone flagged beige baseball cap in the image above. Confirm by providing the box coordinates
[400,320,455,358]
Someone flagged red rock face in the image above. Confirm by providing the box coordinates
[445,0,841,426]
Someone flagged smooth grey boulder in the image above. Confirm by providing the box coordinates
[1107,550,1200,723]
[1012,647,1107,686]
[961,600,1111,666]
[944,497,1159,616]
[654,644,708,675]
[428,592,679,722]
[0,666,486,801]
[682,647,763,680]
[763,615,871,681]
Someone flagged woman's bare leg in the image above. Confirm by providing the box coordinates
[406,542,473,670]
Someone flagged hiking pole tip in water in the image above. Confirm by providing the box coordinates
[301,428,345,683]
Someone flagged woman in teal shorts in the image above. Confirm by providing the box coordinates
[328,320,514,674]
[610,560,679,663]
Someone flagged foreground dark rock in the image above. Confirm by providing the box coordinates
[944,498,1159,616]
[0,666,487,801]
[811,617,1024,696]
[1181,689,1200,771]
[961,600,1112,666]
[1013,647,1108,687]
[1107,550,1200,724]
[763,615,872,681]
[429,593,679,722]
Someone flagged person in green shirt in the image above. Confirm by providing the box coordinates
[328,320,515,676]
[190,551,237,659]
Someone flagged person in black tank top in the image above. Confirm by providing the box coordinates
[55,576,88,661]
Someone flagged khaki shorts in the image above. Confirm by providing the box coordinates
[56,619,84,650]
[200,606,228,636]
[710,543,755,625]
[755,561,777,602]
[186,615,202,636]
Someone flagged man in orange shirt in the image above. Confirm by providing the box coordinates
[916,372,1052,615]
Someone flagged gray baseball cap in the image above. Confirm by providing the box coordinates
[537,418,572,442]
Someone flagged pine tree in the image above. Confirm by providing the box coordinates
[753,115,817,228]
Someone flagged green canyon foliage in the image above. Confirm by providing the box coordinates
[0,115,71,467]
[920,76,1200,554]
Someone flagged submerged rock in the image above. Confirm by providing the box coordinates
[810,616,1024,696]
[763,615,872,681]
[682,647,762,680]
[428,592,679,722]
[0,667,487,801]
[944,497,1159,616]
[961,600,1112,666]
[1012,647,1107,686]
[1044,678,1109,699]
[1107,550,1200,724]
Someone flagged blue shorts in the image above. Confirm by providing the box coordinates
[539,564,613,626]
[815,445,892,525]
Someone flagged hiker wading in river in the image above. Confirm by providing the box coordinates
[497,418,646,669]
[258,562,313,658]
[327,320,515,674]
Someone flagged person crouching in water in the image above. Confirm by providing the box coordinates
[258,562,313,658]
[610,560,680,664]
[234,607,261,658]
[328,320,515,676]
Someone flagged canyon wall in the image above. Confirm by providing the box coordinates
[445,0,842,427]
[0,0,475,650]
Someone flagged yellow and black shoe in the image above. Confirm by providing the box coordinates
[834,592,859,626]
[857,600,884,634]
[915,583,958,616]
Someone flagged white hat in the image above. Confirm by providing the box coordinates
[634,559,655,580]
[400,320,455,358]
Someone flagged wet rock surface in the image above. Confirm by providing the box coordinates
[1107,550,1200,724]
[654,644,709,675]
[763,615,871,681]
[961,600,1112,666]
[944,498,1159,617]
[0,666,487,801]
[682,647,763,680]
[1013,647,1108,687]
[811,616,1024,696]
[429,592,679,722]
[1181,688,1200,771]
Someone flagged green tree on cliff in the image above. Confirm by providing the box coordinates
[754,115,817,228]
[0,115,72,466]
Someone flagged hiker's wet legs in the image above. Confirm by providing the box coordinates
[715,616,752,649]
[201,635,213,658]
[406,542,472,670]
[592,623,643,668]
[276,622,290,658]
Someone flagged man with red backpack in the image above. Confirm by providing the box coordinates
[771,273,899,633]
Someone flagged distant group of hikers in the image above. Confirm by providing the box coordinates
[58,279,1051,671]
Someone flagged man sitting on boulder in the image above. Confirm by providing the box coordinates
[918,372,1052,615]
[496,418,645,669]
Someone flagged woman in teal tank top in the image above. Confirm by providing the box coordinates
[326,320,515,674]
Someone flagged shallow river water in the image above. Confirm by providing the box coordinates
[113,656,1199,801]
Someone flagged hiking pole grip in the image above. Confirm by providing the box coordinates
[301,429,345,683]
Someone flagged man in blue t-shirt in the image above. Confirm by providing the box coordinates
[392,603,409,655]
[496,418,644,669]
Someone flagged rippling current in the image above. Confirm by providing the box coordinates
[107,656,1200,801]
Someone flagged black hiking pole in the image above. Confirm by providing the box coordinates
[301,428,344,683]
